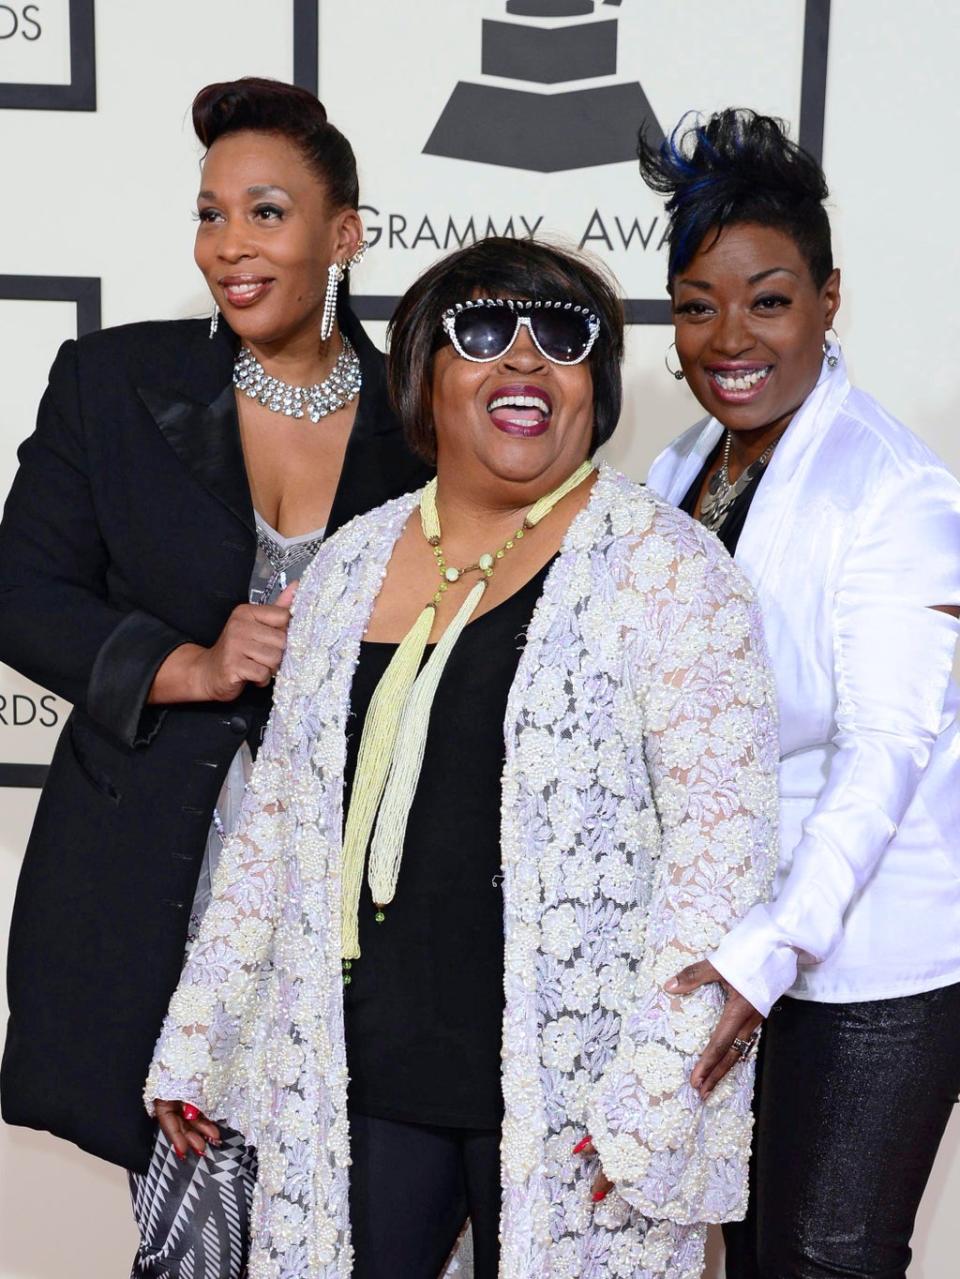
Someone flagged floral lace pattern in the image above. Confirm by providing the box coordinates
[145,467,779,1278]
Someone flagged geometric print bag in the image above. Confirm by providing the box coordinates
[128,1123,257,1279]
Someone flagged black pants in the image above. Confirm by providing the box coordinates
[349,1113,501,1278]
[131,1112,500,1279]
[724,982,960,1279]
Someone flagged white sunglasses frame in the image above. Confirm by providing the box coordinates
[440,298,601,366]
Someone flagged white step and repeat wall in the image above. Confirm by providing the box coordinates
[1,2,958,1275]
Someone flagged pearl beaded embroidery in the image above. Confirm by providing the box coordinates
[145,469,780,1279]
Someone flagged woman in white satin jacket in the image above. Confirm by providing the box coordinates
[641,108,960,1279]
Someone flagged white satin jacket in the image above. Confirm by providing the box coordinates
[648,354,960,1015]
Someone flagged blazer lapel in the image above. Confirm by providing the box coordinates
[647,417,723,505]
[735,358,852,591]
[136,324,254,534]
[137,309,428,542]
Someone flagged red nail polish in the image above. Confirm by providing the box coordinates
[592,1190,608,1203]
[175,1147,186,1161]
[572,1135,593,1155]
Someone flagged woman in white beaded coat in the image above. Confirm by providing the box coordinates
[146,238,779,1279]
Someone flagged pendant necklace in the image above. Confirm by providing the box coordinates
[339,458,596,973]
[698,430,781,533]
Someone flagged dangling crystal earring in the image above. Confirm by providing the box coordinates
[208,303,220,340]
[822,327,840,369]
[664,341,685,381]
[321,262,346,342]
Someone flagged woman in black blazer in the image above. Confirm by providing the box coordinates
[0,78,428,1270]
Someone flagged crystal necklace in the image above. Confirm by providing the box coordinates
[698,430,781,533]
[338,459,596,970]
[232,336,362,422]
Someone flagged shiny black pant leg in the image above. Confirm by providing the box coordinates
[724,983,960,1279]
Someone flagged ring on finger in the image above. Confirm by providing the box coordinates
[732,1031,760,1061]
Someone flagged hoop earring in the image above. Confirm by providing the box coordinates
[822,326,840,369]
[321,262,346,342]
[664,341,685,381]
[208,303,220,340]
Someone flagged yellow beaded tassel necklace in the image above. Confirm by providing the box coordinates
[340,458,595,970]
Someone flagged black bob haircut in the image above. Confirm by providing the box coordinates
[638,108,833,291]
[387,237,625,465]
[192,77,359,211]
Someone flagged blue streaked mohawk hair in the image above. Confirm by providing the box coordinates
[637,108,833,291]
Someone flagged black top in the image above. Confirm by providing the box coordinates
[0,308,431,1172]
[679,439,767,555]
[342,561,553,1129]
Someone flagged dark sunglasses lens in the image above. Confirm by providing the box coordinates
[453,309,517,359]
[531,310,593,362]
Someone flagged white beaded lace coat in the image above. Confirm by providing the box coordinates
[146,466,779,1279]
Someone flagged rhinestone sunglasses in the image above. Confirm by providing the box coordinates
[440,298,601,366]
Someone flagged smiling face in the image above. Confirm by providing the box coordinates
[672,222,841,438]
[430,305,596,497]
[194,129,362,349]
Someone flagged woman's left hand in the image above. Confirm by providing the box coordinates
[665,960,763,1098]
[154,1098,221,1159]
[572,1135,614,1203]
[573,962,760,1200]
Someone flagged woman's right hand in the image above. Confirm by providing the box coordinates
[154,1099,221,1159]
[192,580,298,700]
[149,582,298,704]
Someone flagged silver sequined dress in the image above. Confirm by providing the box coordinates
[185,513,325,945]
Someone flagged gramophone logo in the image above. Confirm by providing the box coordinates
[294,0,829,314]
[424,0,663,172]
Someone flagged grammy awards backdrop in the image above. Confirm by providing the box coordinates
[1,2,958,1275]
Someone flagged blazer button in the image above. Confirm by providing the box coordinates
[228,714,249,736]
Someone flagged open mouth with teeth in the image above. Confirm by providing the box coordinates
[487,384,554,437]
[707,365,773,396]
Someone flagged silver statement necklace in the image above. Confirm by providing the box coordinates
[698,431,781,533]
[233,336,362,423]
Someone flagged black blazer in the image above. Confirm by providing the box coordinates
[0,310,430,1172]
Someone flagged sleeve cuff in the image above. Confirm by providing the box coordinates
[144,1074,209,1119]
[87,609,190,748]
[586,1072,753,1224]
[710,906,801,1016]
